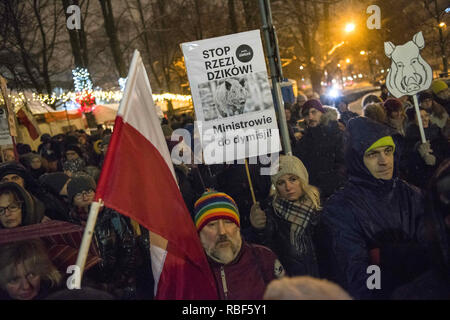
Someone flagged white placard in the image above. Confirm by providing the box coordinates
[182,30,281,164]
[384,31,433,98]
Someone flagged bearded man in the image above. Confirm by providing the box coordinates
[194,190,285,299]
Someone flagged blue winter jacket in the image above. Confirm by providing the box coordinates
[322,117,429,299]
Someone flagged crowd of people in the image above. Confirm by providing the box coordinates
[0,79,449,300]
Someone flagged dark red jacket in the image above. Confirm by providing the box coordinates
[207,241,283,300]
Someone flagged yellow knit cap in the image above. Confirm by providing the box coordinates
[431,80,448,95]
[365,136,395,154]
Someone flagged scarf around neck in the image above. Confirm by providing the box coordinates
[272,196,317,252]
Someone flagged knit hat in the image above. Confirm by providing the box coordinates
[39,172,70,195]
[193,190,240,232]
[383,98,403,115]
[0,162,28,180]
[302,99,325,114]
[271,155,309,186]
[417,91,433,103]
[365,136,396,154]
[431,80,448,95]
[65,144,82,158]
[67,174,96,203]
[40,133,51,143]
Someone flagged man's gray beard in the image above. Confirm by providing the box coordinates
[207,233,242,264]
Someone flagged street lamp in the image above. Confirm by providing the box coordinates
[345,23,355,33]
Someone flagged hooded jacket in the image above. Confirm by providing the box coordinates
[0,162,67,221]
[0,182,44,228]
[322,117,430,299]
[293,106,346,199]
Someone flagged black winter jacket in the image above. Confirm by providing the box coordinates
[322,117,431,299]
[250,197,320,277]
[294,108,346,199]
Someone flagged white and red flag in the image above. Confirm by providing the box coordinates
[93,50,217,299]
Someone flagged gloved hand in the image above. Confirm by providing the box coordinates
[417,141,436,166]
[250,202,267,229]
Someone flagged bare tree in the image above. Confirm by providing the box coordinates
[99,0,127,77]
[62,0,90,69]
[424,0,448,74]
[0,0,66,99]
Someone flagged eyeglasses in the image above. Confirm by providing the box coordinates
[0,202,23,216]
[74,190,95,200]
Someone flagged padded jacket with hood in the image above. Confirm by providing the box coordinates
[294,106,346,199]
[322,117,430,299]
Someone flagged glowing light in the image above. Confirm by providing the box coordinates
[328,41,345,56]
[439,22,446,28]
[360,50,366,55]
[299,66,304,70]
[327,84,341,99]
[358,74,363,78]
[345,23,355,33]
[337,63,341,68]
[118,77,128,91]
[381,69,384,73]
[72,67,93,92]
[346,58,351,63]
[1,90,192,111]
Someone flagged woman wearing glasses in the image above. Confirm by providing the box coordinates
[0,182,48,229]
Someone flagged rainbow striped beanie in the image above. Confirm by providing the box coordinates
[194,190,240,231]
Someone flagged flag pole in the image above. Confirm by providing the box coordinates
[412,94,426,144]
[75,199,103,287]
[244,159,256,204]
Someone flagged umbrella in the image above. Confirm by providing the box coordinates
[0,220,101,272]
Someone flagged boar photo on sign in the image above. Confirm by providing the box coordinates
[215,77,249,118]
[384,31,432,98]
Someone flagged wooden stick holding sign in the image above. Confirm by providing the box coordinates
[244,158,256,205]
[384,31,432,144]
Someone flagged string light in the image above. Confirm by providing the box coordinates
[72,67,93,92]
[0,90,193,110]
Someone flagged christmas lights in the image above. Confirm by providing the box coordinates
[72,67,93,92]
[1,90,192,111]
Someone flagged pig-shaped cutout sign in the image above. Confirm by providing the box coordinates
[384,31,432,98]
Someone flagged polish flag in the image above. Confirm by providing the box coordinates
[95,50,217,299]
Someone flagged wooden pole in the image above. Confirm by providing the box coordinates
[244,159,256,204]
[412,94,426,144]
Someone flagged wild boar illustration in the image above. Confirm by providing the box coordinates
[384,31,432,98]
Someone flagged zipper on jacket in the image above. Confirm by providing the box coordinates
[220,266,228,299]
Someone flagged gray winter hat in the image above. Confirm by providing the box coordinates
[67,175,96,203]
[271,155,309,186]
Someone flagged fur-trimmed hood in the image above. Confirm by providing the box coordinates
[320,106,339,127]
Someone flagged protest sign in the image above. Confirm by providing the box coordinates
[384,31,433,143]
[182,30,281,164]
